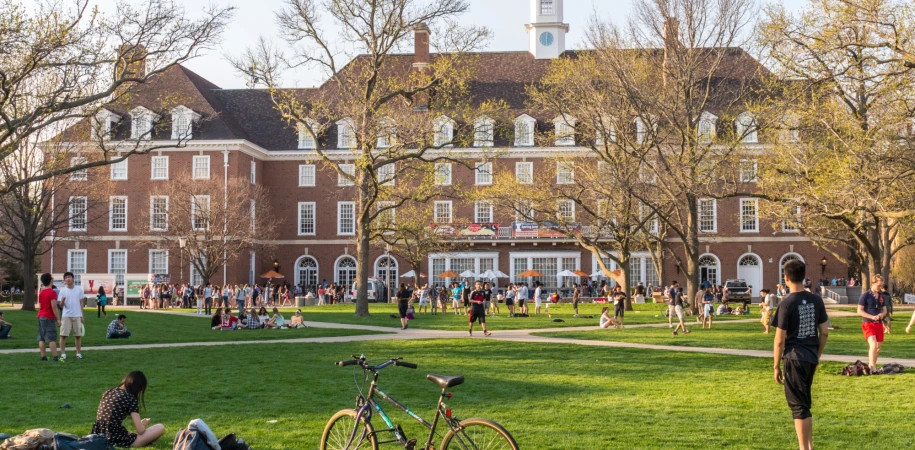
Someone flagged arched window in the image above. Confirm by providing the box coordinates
[779,253,804,284]
[736,112,758,144]
[697,112,717,144]
[375,256,398,302]
[698,254,721,286]
[514,115,536,146]
[295,256,319,291]
[334,256,357,289]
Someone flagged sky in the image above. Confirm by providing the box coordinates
[90,0,808,89]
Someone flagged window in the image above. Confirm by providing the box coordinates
[514,115,535,146]
[130,107,157,140]
[554,115,576,146]
[110,158,128,180]
[639,202,659,234]
[298,121,317,149]
[633,116,655,144]
[740,198,759,232]
[109,196,127,231]
[739,158,758,183]
[595,116,616,145]
[475,162,493,185]
[171,106,199,140]
[67,250,87,285]
[377,118,394,148]
[434,201,452,224]
[433,115,454,147]
[556,161,574,184]
[70,157,88,181]
[151,155,169,180]
[108,249,127,286]
[250,160,256,184]
[190,257,204,287]
[515,200,535,221]
[516,162,533,184]
[434,163,451,186]
[782,206,802,232]
[191,195,210,231]
[378,163,395,186]
[68,196,87,231]
[338,164,355,186]
[149,250,168,275]
[92,110,120,141]
[337,118,355,149]
[736,112,758,144]
[250,200,256,233]
[298,164,316,187]
[298,202,316,235]
[475,201,493,223]
[698,112,717,144]
[474,116,494,147]
[541,0,553,15]
[337,202,355,235]
[192,155,210,179]
[150,196,169,231]
[558,199,575,222]
[377,201,395,229]
[698,198,717,233]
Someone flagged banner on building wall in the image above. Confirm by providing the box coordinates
[150,274,170,284]
[124,273,152,298]
[459,223,499,237]
[905,293,915,304]
[511,221,539,238]
[536,221,582,238]
[78,274,118,296]
[430,223,457,236]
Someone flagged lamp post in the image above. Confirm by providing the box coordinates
[273,259,280,272]
[820,257,827,277]
[179,238,187,283]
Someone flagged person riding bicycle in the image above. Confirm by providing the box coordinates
[468,281,491,337]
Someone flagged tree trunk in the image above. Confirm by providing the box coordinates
[684,197,701,314]
[20,251,36,311]
[354,221,371,316]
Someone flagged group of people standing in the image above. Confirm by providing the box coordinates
[136,282,296,314]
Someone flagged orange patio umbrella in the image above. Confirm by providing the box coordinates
[572,270,589,277]
[517,269,544,277]
[259,270,284,279]
[437,270,460,278]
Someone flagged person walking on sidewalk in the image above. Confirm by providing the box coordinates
[667,281,679,329]
[467,281,491,337]
[773,259,829,450]
[701,288,715,329]
[857,275,888,372]
[671,286,689,336]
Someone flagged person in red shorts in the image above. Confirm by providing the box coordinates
[467,281,491,337]
[857,274,888,372]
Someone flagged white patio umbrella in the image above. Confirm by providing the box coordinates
[557,270,580,277]
[492,270,510,278]
[400,270,418,278]
[479,269,498,279]
[459,270,478,278]
[590,270,604,277]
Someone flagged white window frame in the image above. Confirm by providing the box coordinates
[298,164,316,187]
[67,249,87,284]
[107,249,127,285]
[434,200,452,224]
[736,112,758,144]
[338,164,355,186]
[192,155,211,180]
[191,195,210,231]
[250,199,256,233]
[109,196,128,232]
[377,201,395,229]
[433,115,454,147]
[475,161,493,185]
[474,201,494,223]
[514,115,536,147]
[595,115,616,145]
[170,106,199,140]
[434,163,452,186]
[697,111,717,144]
[515,162,533,184]
[93,110,120,141]
[540,0,554,15]
[782,206,802,232]
[129,107,158,140]
[376,118,395,149]
[378,163,395,186]
[250,160,256,184]
[556,161,574,184]
[68,196,88,231]
[149,195,169,231]
[473,116,494,147]
[554,115,576,146]
[70,157,88,181]
[740,198,759,233]
[110,158,128,180]
[298,120,317,149]
[698,198,717,233]
[337,118,356,149]
[515,199,535,221]
[739,158,759,183]
[337,201,356,235]
[149,249,169,275]
[298,202,316,236]
[150,155,169,180]
[558,199,575,222]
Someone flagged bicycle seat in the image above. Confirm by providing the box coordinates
[426,374,464,389]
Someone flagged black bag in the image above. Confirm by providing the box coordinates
[53,433,109,450]
[218,433,251,450]
[172,429,212,450]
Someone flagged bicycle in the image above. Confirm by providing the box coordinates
[320,355,518,450]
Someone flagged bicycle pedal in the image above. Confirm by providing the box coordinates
[405,439,417,449]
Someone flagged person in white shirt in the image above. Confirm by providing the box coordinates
[518,283,529,315]
[58,272,87,360]
[533,282,543,315]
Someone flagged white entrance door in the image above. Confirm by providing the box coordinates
[737,254,763,299]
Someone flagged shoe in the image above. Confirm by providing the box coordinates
[76,353,83,359]
[574,314,579,317]
[669,324,673,328]
[483,331,492,337]
[468,330,472,336]
[60,354,67,360]
[684,330,691,334]
[672,331,678,336]
[41,356,48,361]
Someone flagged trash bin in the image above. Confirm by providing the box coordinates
[86,297,98,307]
[305,296,317,306]
[296,296,306,307]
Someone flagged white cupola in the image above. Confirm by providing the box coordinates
[525,0,569,59]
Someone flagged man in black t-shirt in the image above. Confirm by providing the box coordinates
[773,260,829,450]
[467,281,491,337]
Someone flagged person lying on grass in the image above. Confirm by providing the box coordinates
[92,371,165,448]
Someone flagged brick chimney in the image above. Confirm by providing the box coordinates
[412,23,431,111]
[114,44,147,97]
[662,18,679,87]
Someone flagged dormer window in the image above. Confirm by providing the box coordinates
[337,118,356,149]
[736,112,758,144]
[554,114,576,146]
[473,116,494,147]
[129,106,159,140]
[514,115,536,147]
[298,119,318,149]
[170,106,201,140]
[698,111,717,144]
[633,116,656,144]
[92,109,121,141]
[377,118,395,149]
[594,115,616,146]
[433,115,454,147]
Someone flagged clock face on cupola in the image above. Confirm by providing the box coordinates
[539,31,554,47]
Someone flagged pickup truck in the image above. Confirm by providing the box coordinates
[722,280,752,307]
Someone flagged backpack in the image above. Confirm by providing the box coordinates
[839,360,872,376]
[172,429,212,450]
[52,433,109,450]
[217,434,250,450]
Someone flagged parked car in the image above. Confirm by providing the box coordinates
[722,279,752,306]
[348,278,387,303]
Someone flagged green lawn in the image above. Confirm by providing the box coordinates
[0,309,384,350]
[2,339,913,449]
[537,315,915,359]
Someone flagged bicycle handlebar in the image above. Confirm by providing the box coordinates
[394,360,417,369]
[334,355,417,370]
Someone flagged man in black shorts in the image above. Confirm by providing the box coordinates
[467,281,491,337]
[773,259,829,450]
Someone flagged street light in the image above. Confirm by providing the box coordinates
[178,238,187,283]
[273,259,280,272]
[820,257,827,276]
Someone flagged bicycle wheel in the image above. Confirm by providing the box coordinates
[441,418,518,450]
[320,409,378,450]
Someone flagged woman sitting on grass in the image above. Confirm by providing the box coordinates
[92,371,165,448]
[288,309,306,328]
[257,307,271,328]
[210,308,223,330]
[599,307,617,329]
[265,307,285,329]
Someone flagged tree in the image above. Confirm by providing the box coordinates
[0,0,234,193]
[140,176,275,286]
[231,0,493,316]
[0,136,110,311]
[756,0,915,289]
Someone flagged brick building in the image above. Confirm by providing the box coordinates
[43,0,843,299]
